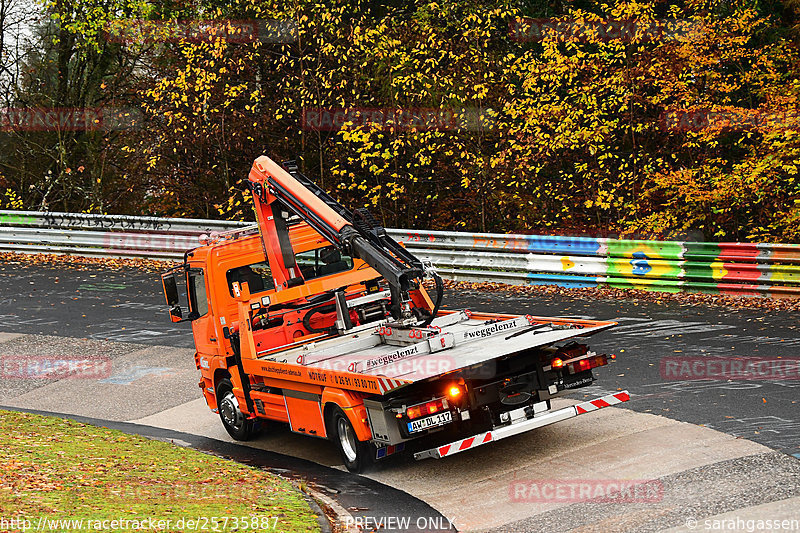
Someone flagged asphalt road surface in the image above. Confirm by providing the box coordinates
[2,262,797,458]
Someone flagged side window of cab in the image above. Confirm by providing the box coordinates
[295,245,354,280]
[187,268,209,318]
[226,262,276,297]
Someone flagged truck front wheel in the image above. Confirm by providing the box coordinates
[330,407,373,473]
[217,379,260,441]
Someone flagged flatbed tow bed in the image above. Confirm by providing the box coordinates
[162,155,629,472]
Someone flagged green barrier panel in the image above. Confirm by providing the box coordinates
[605,240,683,288]
[683,242,719,283]
[683,261,725,283]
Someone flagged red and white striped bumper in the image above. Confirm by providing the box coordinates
[377,377,411,395]
[413,390,630,460]
[575,390,629,414]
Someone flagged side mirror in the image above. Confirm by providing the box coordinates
[162,267,188,323]
[162,272,180,306]
[169,305,184,323]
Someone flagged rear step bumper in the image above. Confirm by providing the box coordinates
[413,390,630,460]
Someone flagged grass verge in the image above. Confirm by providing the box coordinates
[0,410,321,532]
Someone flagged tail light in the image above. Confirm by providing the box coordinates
[566,354,609,374]
[406,398,447,420]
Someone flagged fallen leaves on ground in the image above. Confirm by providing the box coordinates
[0,252,176,273]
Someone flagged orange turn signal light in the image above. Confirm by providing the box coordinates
[551,358,564,368]
[448,386,462,399]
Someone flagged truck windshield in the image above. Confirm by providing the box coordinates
[295,246,353,280]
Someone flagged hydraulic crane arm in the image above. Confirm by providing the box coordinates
[246,155,439,321]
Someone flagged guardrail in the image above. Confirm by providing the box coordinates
[2,210,799,298]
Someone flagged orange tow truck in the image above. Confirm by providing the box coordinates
[161,155,629,472]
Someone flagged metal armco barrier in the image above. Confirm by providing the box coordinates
[0,211,249,260]
[2,210,799,298]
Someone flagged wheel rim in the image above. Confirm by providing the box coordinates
[220,392,244,431]
[337,417,358,463]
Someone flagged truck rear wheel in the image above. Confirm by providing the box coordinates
[330,407,373,473]
[217,379,260,441]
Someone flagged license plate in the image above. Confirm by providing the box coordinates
[407,411,453,433]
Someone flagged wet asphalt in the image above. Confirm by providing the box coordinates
[1,261,797,458]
